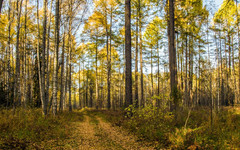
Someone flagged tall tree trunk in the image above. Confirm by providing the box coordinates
[68,1,72,111]
[0,0,3,17]
[168,0,177,111]
[119,64,121,108]
[73,87,76,109]
[100,60,103,108]
[15,0,23,107]
[139,0,144,107]
[23,0,27,107]
[36,0,43,111]
[219,31,223,111]
[41,0,47,115]
[157,41,160,107]
[125,0,132,107]
[95,36,98,109]
[122,42,125,107]
[220,31,224,108]
[180,41,183,91]
[106,9,110,109]
[83,61,85,107]
[236,0,240,104]
[228,32,231,105]
[151,47,153,96]
[110,7,113,108]
[79,62,81,109]
[7,0,12,108]
[65,44,69,110]
[59,29,65,112]
[232,35,236,105]
[135,6,139,108]
[198,40,201,105]
[184,35,188,106]
[53,0,60,115]
[188,36,193,106]
[46,0,53,113]
[86,69,89,107]
[176,32,179,89]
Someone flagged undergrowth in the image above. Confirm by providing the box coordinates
[0,108,84,149]
[97,105,240,149]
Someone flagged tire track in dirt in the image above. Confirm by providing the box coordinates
[95,116,155,150]
[65,114,107,150]
[65,111,155,150]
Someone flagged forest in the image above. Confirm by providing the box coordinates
[0,0,239,149]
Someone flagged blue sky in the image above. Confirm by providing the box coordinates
[215,0,224,8]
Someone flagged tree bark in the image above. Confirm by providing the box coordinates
[139,0,144,107]
[109,7,112,108]
[237,0,240,104]
[68,0,73,111]
[46,0,53,113]
[125,0,132,107]
[15,0,23,107]
[184,35,188,106]
[59,29,65,112]
[23,0,27,107]
[79,62,81,109]
[151,47,153,97]
[41,0,47,115]
[135,5,139,108]
[168,0,177,111]
[53,0,60,115]
[95,35,98,109]
[106,9,110,110]
[7,0,12,107]
[36,0,44,112]
[0,0,3,17]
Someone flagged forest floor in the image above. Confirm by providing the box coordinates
[0,109,155,150]
[0,107,239,149]
[62,110,154,150]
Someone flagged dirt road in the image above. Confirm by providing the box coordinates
[64,111,154,150]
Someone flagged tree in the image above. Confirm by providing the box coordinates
[41,0,47,115]
[59,27,66,112]
[53,0,60,115]
[125,0,132,107]
[15,0,23,107]
[134,0,139,108]
[68,0,73,112]
[0,0,3,17]
[144,16,165,103]
[168,0,177,111]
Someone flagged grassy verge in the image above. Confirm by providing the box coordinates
[95,106,240,149]
[0,108,84,149]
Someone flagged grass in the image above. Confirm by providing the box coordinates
[85,110,126,149]
[0,107,239,149]
[0,108,84,149]
[96,106,240,149]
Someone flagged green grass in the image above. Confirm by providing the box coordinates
[96,106,240,149]
[1,107,239,149]
[0,108,84,149]
[85,110,125,149]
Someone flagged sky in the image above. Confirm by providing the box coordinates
[216,0,224,7]
[74,0,227,75]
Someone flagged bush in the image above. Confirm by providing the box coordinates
[98,106,240,149]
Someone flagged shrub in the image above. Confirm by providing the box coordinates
[99,106,240,149]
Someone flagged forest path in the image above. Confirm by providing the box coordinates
[66,111,155,150]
